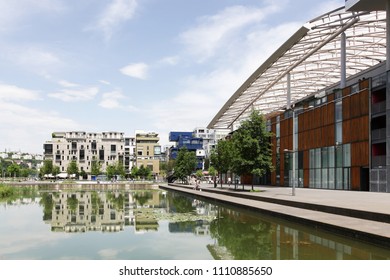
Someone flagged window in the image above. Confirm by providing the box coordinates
[335,101,342,144]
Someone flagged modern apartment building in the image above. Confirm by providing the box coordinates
[135,131,161,176]
[168,131,204,169]
[43,131,127,177]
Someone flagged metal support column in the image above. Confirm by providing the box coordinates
[340,32,346,88]
[287,73,291,109]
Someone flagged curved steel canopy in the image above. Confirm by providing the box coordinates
[207,7,386,130]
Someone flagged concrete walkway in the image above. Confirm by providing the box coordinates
[159,183,390,248]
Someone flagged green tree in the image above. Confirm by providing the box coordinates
[173,147,197,184]
[231,109,273,190]
[195,170,203,179]
[116,161,126,179]
[106,163,117,180]
[67,160,79,177]
[210,139,234,188]
[40,160,53,178]
[91,158,101,177]
[131,166,139,179]
[208,166,217,177]
[52,165,60,176]
[7,163,20,178]
[138,165,151,180]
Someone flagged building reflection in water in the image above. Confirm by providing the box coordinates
[42,190,217,235]
[37,190,390,260]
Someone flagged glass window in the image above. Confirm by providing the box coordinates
[321,148,328,168]
[310,149,315,169]
[335,122,342,144]
[343,144,351,167]
[336,168,343,190]
[316,169,321,189]
[336,146,343,167]
[310,169,315,188]
[328,146,335,167]
[322,169,328,189]
[328,168,335,189]
[315,148,321,168]
[343,168,350,190]
[335,101,342,122]
[298,151,304,169]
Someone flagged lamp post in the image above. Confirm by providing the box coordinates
[284,148,296,196]
[284,109,296,196]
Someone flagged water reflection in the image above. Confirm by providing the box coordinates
[1,187,390,260]
[37,190,216,235]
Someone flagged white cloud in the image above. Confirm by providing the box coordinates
[0,0,66,33]
[0,83,41,101]
[48,86,99,102]
[179,3,280,62]
[98,248,119,259]
[150,3,300,136]
[120,62,148,80]
[99,90,139,112]
[0,98,80,153]
[96,0,138,40]
[0,45,64,78]
[158,56,180,66]
[99,80,111,85]
[99,90,124,109]
[58,80,79,88]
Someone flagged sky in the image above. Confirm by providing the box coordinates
[0,0,345,154]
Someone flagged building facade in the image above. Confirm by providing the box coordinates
[168,131,204,169]
[135,131,161,176]
[207,5,390,192]
[43,131,127,177]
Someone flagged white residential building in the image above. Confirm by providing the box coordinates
[43,131,130,177]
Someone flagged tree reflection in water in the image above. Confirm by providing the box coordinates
[3,187,390,260]
[210,209,273,259]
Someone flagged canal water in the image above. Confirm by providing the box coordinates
[1,186,389,260]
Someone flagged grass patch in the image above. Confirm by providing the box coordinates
[0,184,15,199]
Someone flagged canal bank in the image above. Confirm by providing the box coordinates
[160,183,390,248]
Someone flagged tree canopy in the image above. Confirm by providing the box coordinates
[210,139,234,187]
[231,109,273,189]
[173,146,197,183]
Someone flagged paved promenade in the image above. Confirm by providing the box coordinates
[159,182,390,248]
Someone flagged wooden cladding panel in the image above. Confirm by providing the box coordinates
[351,167,361,191]
[280,136,290,151]
[359,89,369,115]
[349,90,369,118]
[351,141,369,167]
[343,96,351,120]
[360,79,369,90]
[326,103,334,125]
[280,118,292,137]
[322,125,335,147]
[299,103,334,133]
[298,125,334,150]
[343,116,369,143]
[343,87,351,97]
[304,169,309,188]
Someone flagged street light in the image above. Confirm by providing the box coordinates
[284,148,296,196]
[284,107,296,196]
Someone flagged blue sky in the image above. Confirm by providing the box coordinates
[0,0,345,154]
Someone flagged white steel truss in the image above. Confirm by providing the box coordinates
[208,7,386,130]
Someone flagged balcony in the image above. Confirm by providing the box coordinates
[371,101,386,115]
[372,155,386,168]
[372,128,386,141]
